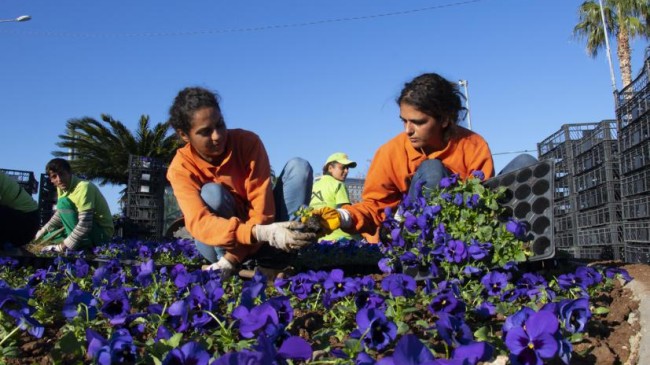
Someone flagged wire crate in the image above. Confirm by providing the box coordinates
[621,139,650,174]
[554,175,574,200]
[621,169,650,197]
[573,162,619,193]
[537,123,600,156]
[616,64,649,126]
[619,111,650,152]
[577,245,623,260]
[622,195,650,220]
[553,196,575,217]
[126,206,163,221]
[624,243,650,264]
[129,155,166,170]
[571,120,617,157]
[554,214,574,232]
[127,193,162,208]
[0,168,39,195]
[573,141,618,175]
[624,220,650,244]
[577,203,622,228]
[555,231,576,249]
[127,171,166,195]
[577,224,623,247]
[576,181,620,211]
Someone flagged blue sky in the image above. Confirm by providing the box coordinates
[1,0,648,214]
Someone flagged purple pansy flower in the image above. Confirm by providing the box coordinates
[560,298,591,334]
[505,310,559,364]
[481,271,508,297]
[436,313,473,347]
[351,308,397,351]
[376,334,436,365]
[99,287,130,325]
[162,341,210,365]
[506,219,528,240]
[381,274,416,298]
[444,239,468,263]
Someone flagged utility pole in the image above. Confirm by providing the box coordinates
[458,80,472,130]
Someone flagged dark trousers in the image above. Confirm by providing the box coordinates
[0,206,39,246]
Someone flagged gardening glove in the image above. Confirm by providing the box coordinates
[254,221,317,252]
[308,207,352,234]
[41,243,64,253]
[203,256,236,279]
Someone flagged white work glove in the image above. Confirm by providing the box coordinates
[254,221,317,252]
[41,244,64,253]
[203,256,236,279]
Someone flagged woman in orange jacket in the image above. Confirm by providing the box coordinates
[313,73,536,242]
[167,87,317,276]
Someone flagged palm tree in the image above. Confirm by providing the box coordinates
[53,114,180,185]
[574,0,650,87]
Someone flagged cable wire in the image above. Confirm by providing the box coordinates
[0,0,485,38]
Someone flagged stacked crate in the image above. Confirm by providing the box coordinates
[37,173,57,226]
[537,123,600,257]
[617,55,650,263]
[572,121,623,260]
[0,169,38,195]
[126,155,166,239]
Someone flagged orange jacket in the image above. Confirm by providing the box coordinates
[167,129,274,261]
[346,127,494,241]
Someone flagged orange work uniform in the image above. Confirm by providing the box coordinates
[167,129,274,262]
[345,127,494,241]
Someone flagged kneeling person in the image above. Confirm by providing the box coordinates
[0,171,39,249]
[37,158,114,251]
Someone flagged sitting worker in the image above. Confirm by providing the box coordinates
[309,152,358,242]
[0,171,39,252]
[166,86,317,276]
[310,72,536,242]
[36,158,114,251]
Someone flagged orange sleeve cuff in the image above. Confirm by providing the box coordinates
[235,222,255,245]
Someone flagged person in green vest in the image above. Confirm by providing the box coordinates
[36,158,114,252]
[0,171,39,251]
[309,152,358,242]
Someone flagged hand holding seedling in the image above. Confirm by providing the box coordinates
[254,221,317,252]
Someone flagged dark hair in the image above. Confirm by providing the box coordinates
[322,162,335,176]
[46,158,72,175]
[397,73,465,127]
[168,87,221,134]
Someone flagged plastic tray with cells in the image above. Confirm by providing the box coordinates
[483,160,555,261]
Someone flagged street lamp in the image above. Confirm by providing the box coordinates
[458,79,472,130]
[0,15,31,23]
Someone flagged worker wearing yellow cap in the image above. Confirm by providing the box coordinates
[309,153,357,242]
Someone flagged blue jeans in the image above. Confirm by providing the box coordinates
[407,159,449,200]
[195,157,313,263]
[498,153,538,175]
[407,154,538,200]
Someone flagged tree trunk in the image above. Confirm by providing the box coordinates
[617,27,633,87]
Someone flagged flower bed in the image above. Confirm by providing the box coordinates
[0,175,637,364]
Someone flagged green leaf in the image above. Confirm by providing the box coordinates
[474,326,489,341]
[58,331,83,356]
[593,306,610,315]
[569,332,584,343]
[166,332,184,348]
[396,321,410,335]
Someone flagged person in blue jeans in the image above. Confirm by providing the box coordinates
[166,87,317,277]
[408,154,539,200]
[195,158,314,264]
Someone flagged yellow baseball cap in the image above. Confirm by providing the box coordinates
[325,152,357,168]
